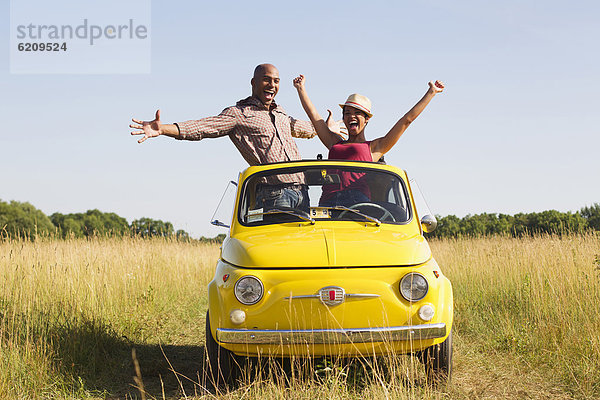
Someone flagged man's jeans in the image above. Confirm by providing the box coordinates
[256,185,309,211]
[319,189,370,208]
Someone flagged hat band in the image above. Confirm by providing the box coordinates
[344,101,371,115]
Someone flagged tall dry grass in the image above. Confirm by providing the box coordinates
[432,233,600,399]
[0,236,219,398]
[1,234,599,399]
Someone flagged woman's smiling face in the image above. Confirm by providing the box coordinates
[343,106,369,136]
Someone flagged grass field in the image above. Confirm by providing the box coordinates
[1,234,599,399]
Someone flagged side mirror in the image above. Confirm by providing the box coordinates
[421,215,437,233]
[210,180,238,229]
[211,220,230,228]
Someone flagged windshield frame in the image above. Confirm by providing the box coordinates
[237,164,414,227]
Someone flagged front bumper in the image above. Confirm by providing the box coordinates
[217,323,446,345]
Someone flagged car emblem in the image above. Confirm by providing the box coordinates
[319,286,345,306]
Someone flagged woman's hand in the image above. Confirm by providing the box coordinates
[428,80,445,94]
[325,109,346,138]
[293,74,306,91]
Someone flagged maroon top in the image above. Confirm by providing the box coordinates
[321,141,372,202]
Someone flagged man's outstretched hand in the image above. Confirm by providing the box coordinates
[130,109,162,143]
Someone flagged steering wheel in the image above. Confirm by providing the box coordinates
[338,203,396,222]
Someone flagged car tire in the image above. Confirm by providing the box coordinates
[419,328,453,384]
[205,311,239,390]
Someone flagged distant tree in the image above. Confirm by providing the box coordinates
[131,217,174,237]
[176,229,190,241]
[198,233,226,243]
[83,210,129,236]
[581,203,600,231]
[432,215,461,238]
[51,209,129,238]
[496,213,514,235]
[430,209,590,238]
[461,214,495,236]
[527,210,587,235]
[0,199,55,238]
[50,213,84,238]
[512,213,531,236]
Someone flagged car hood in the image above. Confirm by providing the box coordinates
[222,224,431,268]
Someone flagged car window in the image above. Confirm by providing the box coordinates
[239,166,412,226]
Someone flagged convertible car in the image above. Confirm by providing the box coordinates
[205,160,453,386]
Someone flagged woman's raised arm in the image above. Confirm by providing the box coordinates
[293,75,342,150]
[370,80,444,161]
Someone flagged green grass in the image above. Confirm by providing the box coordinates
[1,234,599,399]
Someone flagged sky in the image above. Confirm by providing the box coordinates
[1,0,599,238]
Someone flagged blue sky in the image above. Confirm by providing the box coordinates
[1,0,599,238]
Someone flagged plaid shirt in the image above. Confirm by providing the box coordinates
[175,96,315,184]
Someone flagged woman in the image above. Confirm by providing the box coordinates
[293,75,444,207]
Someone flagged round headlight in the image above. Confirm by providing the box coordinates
[234,276,264,305]
[399,272,428,302]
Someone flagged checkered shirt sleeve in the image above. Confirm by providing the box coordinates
[289,116,316,139]
[173,97,314,184]
[175,108,237,140]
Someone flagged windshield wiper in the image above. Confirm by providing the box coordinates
[330,206,381,226]
[248,209,315,224]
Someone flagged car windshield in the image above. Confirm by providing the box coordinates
[239,165,412,226]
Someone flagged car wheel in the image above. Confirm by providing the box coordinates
[205,311,239,389]
[419,328,453,383]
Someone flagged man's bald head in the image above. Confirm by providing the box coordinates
[251,64,280,107]
[253,63,279,80]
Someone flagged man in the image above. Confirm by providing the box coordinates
[130,64,337,209]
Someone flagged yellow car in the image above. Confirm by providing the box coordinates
[206,160,453,385]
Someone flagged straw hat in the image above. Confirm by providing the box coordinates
[339,93,372,118]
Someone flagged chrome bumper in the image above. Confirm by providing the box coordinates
[217,323,446,345]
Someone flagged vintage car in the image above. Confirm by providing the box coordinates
[206,160,453,385]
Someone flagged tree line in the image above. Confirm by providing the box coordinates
[430,204,600,238]
[0,199,224,242]
[1,198,599,240]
